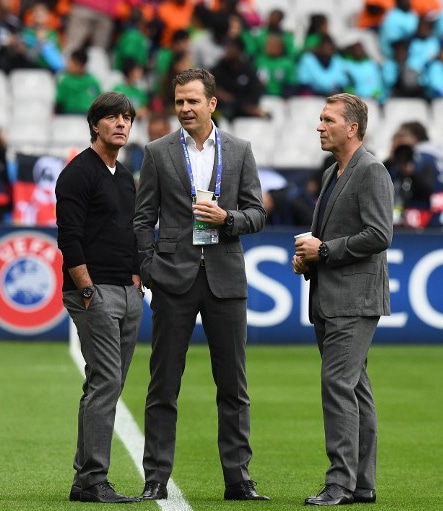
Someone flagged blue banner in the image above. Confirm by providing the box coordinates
[0,227,442,344]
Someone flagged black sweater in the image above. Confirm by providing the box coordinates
[55,148,139,291]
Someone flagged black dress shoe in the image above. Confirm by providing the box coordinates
[141,481,168,500]
[304,484,354,506]
[69,485,81,501]
[80,481,139,503]
[224,480,270,500]
[354,488,376,503]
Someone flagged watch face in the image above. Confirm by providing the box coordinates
[82,287,95,299]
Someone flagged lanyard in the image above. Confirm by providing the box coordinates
[180,127,223,202]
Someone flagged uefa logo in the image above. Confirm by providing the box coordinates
[0,231,66,334]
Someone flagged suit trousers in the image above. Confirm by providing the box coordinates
[311,287,379,491]
[144,266,252,486]
[63,284,143,489]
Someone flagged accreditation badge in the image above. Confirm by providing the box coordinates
[193,216,219,245]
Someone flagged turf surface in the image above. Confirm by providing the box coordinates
[0,342,441,510]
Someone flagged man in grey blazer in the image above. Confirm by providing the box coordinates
[133,68,269,501]
[293,93,394,506]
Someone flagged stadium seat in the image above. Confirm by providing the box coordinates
[8,120,51,154]
[231,117,275,167]
[86,46,111,89]
[49,115,90,153]
[11,100,53,124]
[272,119,324,169]
[9,69,55,103]
[0,71,10,127]
[259,95,288,127]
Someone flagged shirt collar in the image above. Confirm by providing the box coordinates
[183,121,216,148]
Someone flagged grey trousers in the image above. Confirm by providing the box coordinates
[312,288,379,491]
[63,284,143,489]
[144,266,252,486]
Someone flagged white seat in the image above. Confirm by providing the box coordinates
[382,98,430,126]
[8,120,51,153]
[259,95,288,127]
[101,69,125,92]
[49,115,91,150]
[429,98,443,141]
[287,96,325,127]
[9,69,55,103]
[11,100,53,123]
[231,117,276,166]
[272,122,324,169]
[86,46,111,89]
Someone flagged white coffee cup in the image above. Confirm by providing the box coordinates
[196,189,214,202]
[294,231,313,240]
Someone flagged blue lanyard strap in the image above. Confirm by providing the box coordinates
[180,127,223,201]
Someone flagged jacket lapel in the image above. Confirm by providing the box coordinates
[318,145,367,237]
[169,130,193,198]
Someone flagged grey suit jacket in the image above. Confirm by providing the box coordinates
[308,145,394,319]
[133,128,266,298]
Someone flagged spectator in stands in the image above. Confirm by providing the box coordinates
[210,0,261,28]
[381,39,424,98]
[394,121,443,226]
[261,168,320,226]
[154,28,190,79]
[384,141,435,227]
[303,13,330,51]
[342,40,384,101]
[113,8,150,72]
[125,112,172,182]
[210,36,269,121]
[252,8,298,59]
[156,48,193,114]
[55,47,102,114]
[156,0,194,49]
[297,34,348,96]
[407,15,440,74]
[63,0,124,56]
[113,57,149,120]
[379,0,418,58]
[357,0,394,31]
[411,0,441,17]
[21,1,65,73]
[0,127,11,223]
[255,32,297,98]
[190,4,229,69]
[0,0,39,72]
[422,42,443,98]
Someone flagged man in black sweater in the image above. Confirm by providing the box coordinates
[55,92,144,504]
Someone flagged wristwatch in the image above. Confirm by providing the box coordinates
[224,211,234,227]
[81,286,96,299]
[318,242,330,260]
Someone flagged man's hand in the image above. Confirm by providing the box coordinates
[192,200,227,226]
[294,236,322,263]
[292,254,310,274]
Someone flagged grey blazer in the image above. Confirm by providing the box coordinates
[309,145,394,319]
[133,128,266,299]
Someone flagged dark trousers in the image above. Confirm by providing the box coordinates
[144,266,252,485]
[312,288,379,491]
[63,284,143,489]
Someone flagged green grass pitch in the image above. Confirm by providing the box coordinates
[0,341,442,510]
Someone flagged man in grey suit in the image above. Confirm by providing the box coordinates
[293,93,394,506]
[133,68,269,501]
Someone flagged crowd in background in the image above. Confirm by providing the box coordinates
[1,0,443,229]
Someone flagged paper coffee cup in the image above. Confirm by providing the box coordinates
[196,189,214,202]
[294,231,312,240]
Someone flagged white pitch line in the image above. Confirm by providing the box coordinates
[69,319,193,511]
